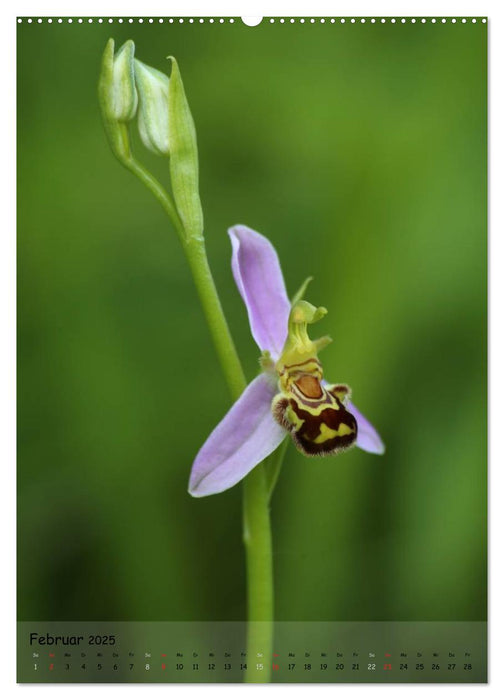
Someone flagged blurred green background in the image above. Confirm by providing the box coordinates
[17,18,486,623]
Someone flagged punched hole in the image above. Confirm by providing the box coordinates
[241,16,263,27]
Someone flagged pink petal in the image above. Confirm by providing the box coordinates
[188,373,285,497]
[229,225,291,359]
[347,401,385,455]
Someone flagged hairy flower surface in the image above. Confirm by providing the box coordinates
[189,225,384,497]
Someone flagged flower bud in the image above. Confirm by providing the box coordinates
[98,39,138,162]
[134,60,170,157]
[99,39,137,122]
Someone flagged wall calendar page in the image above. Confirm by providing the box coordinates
[16,12,487,685]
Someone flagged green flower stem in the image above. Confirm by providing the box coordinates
[183,239,247,399]
[122,160,275,682]
[242,465,274,682]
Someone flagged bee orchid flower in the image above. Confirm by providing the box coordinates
[188,225,384,497]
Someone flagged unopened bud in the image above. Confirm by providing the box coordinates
[134,60,170,156]
[98,39,138,161]
[99,39,137,122]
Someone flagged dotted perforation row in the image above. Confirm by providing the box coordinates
[17,17,488,25]
[17,18,237,24]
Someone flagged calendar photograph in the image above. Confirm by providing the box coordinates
[17,15,487,683]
